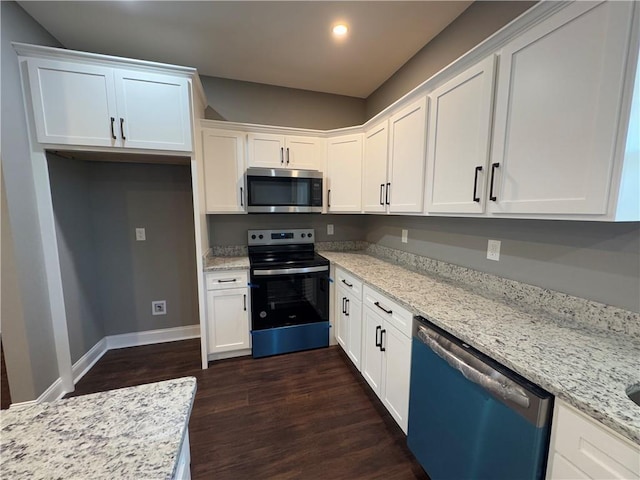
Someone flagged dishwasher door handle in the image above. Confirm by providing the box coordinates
[418,326,530,409]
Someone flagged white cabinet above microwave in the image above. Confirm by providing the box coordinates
[247,133,322,170]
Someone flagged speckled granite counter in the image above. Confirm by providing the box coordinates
[321,251,640,445]
[0,377,197,479]
[204,255,249,271]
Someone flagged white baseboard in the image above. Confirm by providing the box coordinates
[106,324,200,350]
[72,338,108,385]
[12,325,200,407]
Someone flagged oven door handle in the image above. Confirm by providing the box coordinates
[252,265,329,276]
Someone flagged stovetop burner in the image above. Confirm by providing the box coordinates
[248,229,328,269]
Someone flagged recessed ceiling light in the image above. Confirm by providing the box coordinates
[332,24,348,37]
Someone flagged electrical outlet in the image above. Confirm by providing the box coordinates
[327,224,334,235]
[152,300,166,315]
[402,229,408,244]
[136,228,146,241]
[487,240,501,261]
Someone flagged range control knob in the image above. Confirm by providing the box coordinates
[259,234,264,239]
[251,234,256,240]
[301,233,306,238]
[308,232,313,238]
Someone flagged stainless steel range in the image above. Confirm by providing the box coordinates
[248,229,330,358]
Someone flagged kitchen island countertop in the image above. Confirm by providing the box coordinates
[0,377,196,479]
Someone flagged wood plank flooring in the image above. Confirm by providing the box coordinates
[70,340,428,479]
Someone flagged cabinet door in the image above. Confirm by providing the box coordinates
[426,56,496,214]
[361,306,384,396]
[326,134,363,213]
[335,286,348,351]
[345,292,363,371]
[363,120,389,213]
[381,322,412,433]
[388,96,428,213]
[286,136,321,170]
[27,58,118,147]
[202,129,246,213]
[206,288,250,354]
[489,1,634,215]
[114,69,192,151]
[247,133,286,168]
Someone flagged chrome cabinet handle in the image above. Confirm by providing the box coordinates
[473,166,483,202]
[120,118,126,140]
[374,301,392,315]
[110,117,116,140]
[489,163,499,201]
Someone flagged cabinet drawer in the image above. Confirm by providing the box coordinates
[335,268,363,300]
[206,271,248,291]
[363,285,412,338]
[550,401,640,479]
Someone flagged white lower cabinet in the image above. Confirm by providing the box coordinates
[546,400,640,479]
[205,271,251,359]
[361,285,412,433]
[174,430,191,480]
[335,268,364,370]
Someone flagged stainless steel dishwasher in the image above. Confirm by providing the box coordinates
[407,317,553,480]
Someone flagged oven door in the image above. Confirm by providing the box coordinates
[250,265,329,330]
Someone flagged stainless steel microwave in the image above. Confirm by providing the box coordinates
[245,168,323,213]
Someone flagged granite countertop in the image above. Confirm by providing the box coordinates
[1,377,197,480]
[321,251,640,445]
[204,255,249,271]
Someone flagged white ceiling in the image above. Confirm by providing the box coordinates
[18,1,473,98]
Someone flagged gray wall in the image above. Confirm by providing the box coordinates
[1,172,35,402]
[47,155,105,364]
[365,216,640,313]
[208,214,366,246]
[48,156,199,358]
[90,161,198,336]
[1,1,63,401]
[201,76,366,130]
[366,1,536,118]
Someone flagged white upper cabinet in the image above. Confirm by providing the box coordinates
[488,1,636,216]
[362,120,390,213]
[202,128,246,213]
[326,133,363,213]
[247,133,321,170]
[425,55,496,214]
[26,58,192,152]
[113,70,191,151]
[27,59,118,148]
[388,96,428,213]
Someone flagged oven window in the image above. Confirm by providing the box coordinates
[250,273,329,330]
[248,177,311,206]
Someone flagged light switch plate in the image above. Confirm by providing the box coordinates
[487,239,501,261]
[402,229,408,244]
[327,224,334,235]
[136,228,146,241]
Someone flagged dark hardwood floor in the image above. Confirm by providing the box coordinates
[70,340,428,479]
